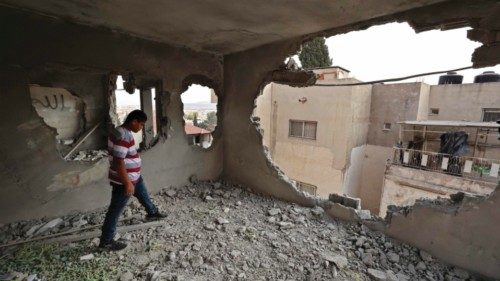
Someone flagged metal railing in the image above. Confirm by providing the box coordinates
[391,147,499,182]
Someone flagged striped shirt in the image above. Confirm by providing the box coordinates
[108,126,141,185]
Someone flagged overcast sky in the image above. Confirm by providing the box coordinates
[119,22,499,105]
[324,22,499,84]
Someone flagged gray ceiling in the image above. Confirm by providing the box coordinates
[0,0,446,54]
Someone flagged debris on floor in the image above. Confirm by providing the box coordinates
[69,149,108,161]
[0,181,479,280]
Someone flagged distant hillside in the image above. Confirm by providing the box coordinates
[184,101,216,111]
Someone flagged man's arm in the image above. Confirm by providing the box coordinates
[114,157,134,196]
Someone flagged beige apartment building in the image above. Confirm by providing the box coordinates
[255,67,500,215]
[256,67,372,197]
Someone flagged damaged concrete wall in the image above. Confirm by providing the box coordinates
[0,8,223,223]
[380,165,496,216]
[30,85,84,144]
[28,69,110,154]
[383,186,500,278]
[222,40,316,206]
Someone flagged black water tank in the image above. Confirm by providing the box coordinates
[474,71,500,83]
[438,71,463,85]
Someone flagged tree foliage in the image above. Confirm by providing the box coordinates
[298,37,332,69]
[198,111,217,130]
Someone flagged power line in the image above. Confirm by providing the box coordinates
[314,66,474,86]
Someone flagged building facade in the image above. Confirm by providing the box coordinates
[256,67,372,197]
[255,67,500,215]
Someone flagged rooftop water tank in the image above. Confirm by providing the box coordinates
[438,71,463,85]
[474,71,500,83]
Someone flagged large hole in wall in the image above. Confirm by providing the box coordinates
[114,75,159,150]
[252,36,357,200]
[181,84,217,149]
[30,85,108,161]
[115,75,143,149]
[253,80,348,200]
[253,22,500,218]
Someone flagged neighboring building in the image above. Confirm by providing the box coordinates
[185,122,213,148]
[255,67,500,215]
[256,66,372,197]
[380,120,499,215]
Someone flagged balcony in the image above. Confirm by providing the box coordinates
[391,147,499,184]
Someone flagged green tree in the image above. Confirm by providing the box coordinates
[298,37,332,69]
[185,111,198,121]
[193,113,198,126]
[198,111,217,130]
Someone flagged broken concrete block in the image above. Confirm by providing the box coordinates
[25,224,42,237]
[26,274,39,281]
[386,252,400,263]
[165,189,177,198]
[323,253,348,269]
[204,224,216,231]
[267,208,281,216]
[79,253,95,261]
[415,261,426,270]
[367,268,386,280]
[35,218,63,235]
[277,221,294,229]
[356,209,372,220]
[385,270,398,281]
[310,206,324,217]
[323,202,360,222]
[329,193,361,209]
[119,271,134,281]
[216,218,229,225]
[419,250,433,262]
[72,219,88,228]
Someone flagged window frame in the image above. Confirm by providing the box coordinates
[482,108,500,122]
[288,119,317,140]
[429,108,440,115]
[295,180,318,196]
[383,122,392,131]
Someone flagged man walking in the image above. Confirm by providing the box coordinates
[100,109,165,251]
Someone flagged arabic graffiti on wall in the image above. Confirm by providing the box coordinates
[31,94,66,111]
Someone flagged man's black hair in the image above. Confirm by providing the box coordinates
[124,109,147,125]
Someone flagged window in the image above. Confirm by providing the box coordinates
[289,120,317,139]
[383,123,392,131]
[182,84,218,149]
[295,180,317,196]
[482,108,500,122]
[430,108,439,115]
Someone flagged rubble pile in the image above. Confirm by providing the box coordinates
[69,149,108,161]
[0,181,479,281]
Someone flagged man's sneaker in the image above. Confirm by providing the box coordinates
[146,212,167,220]
[98,240,127,251]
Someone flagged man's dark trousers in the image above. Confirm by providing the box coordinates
[101,176,158,243]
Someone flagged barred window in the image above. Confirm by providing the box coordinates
[289,120,317,140]
[295,180,317,196]
[482,108,500,122]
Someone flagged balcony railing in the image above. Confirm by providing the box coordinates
[391,147,499,183]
